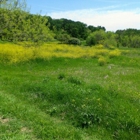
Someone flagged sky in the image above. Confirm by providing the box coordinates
[26,0,140,31]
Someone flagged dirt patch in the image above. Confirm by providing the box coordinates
[0,116,10,124]
[21,127,32,133]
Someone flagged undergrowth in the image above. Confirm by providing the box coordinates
[0,43,121,65]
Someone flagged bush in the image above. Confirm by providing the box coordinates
[130,36,140,48]
[86,30,106,46]
[58,73,66,80]
[103,39,117,49]
[109,49,121,58]
[57,33,70,44]
[98,57,107,66]
[68,37,81,45]
[86,34,96,46]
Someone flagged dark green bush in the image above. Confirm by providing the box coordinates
[68,37,81,45]
[67,76,82,85]
[57,33,70,44]
[58,73,65,80]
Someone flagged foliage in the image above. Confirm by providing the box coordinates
[88,25,106,32]
[1,1,140,48]
[116,28,140,48]
[67,76,82,85]
[130,35,140,48]
[86,30,106,46]
[86,30,118,48]
[56,33,70,44]
[86,33,96,46]
[48,18,88,39]
[47,17,106,41]
[56,32,81,46]
[0,43,121,63]
[109,49,121,58]
[0,0,54,45]
[98,56,107,66]
[68,37,81,45]
[0,0,27,11]
[104,31,118,48]
[58,73,66,80]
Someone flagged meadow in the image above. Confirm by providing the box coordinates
[0,43,140,140]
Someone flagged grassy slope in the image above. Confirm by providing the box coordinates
[0,48,140,140]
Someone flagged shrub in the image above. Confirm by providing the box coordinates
[57,33,70,44]
[130,36,140,48]
[94,44,104,49]
[0,43,122,64]
[98,57,107,66]
[109,49,121,58]
[86,30,106,46]
[76,112,98,128]
[68,37,81,45]
[58,73,66,80]
[86,34,96,46]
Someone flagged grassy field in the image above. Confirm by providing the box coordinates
[0,43,140,140]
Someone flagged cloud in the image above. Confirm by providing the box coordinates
[48,8,140,31]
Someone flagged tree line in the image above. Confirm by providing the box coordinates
[1,0,140,48]
[47,17,140,48]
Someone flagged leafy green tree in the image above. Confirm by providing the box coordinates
[86,34,96,46]
[0,0,7,8]
[130,36,140,48]
[116,29,140,47]
[88,25,97,32]
[86,30,106,46]
[86,30,118,48]
[104,31,117,48]
[0,0,54,45]
[48,18,88,40]
[0,0,27,10]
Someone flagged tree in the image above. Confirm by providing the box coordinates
[0,0,7,8]
[86,30,106,46]
[130,36,140,48]
[0,0,27,10]
[116,29,140,47]
[86,34,96,46]
[86,30,118,48]
[0,0,54,45]
[104,31,117,48]
[48,18,88,40]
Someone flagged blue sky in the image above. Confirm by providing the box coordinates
[26,0,140,31]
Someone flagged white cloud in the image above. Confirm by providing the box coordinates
[48,8,140,31]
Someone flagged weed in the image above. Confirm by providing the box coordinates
[58,73,66,80]
[98,56,107,66]
[0,43,121,64]
[109,49,121,58]
[67,76,82,85]
[42,76,50,83]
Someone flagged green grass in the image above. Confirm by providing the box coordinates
[0,48,140,140]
